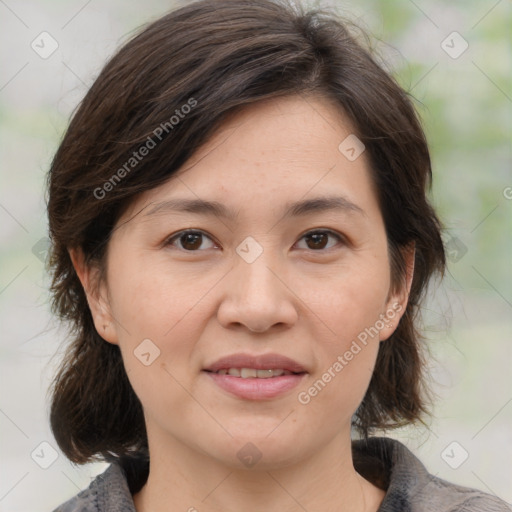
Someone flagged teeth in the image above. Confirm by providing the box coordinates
[240,368,257,378]
[257,369,276,378]
[217,368,291,378]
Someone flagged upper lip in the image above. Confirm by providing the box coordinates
[204,353,307,373]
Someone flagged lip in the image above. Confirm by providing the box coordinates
[203,353,308,400]
[204,353,307,373]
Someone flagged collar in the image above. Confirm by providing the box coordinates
[55,437,511,511]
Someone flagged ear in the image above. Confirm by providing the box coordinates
[69,247,119,345]
[379,243,415,342]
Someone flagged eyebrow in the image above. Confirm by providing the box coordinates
[144,195,365,221]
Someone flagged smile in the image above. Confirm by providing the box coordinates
[202,352,308,399]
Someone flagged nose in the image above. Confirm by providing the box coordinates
[216,250,298,333]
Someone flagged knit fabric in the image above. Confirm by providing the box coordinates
[52,437,511,511]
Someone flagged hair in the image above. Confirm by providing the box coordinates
[47,0,445,468]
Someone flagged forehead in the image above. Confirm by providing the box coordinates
[122,94,380,223]
[180,94,357,174]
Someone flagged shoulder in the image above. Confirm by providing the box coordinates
[352,436,511,512]
[398,472,512,512]
[52,463,136,512]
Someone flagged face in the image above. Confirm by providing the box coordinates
[80,95,409,470]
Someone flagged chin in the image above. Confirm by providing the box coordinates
[214,429,308,471]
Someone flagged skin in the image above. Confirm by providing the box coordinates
[72,94,414,512]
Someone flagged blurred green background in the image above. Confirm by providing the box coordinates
[0,0,510,510]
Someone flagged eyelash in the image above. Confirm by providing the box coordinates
[164,229,346,253]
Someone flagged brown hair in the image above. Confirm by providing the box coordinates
[47,0,445,467]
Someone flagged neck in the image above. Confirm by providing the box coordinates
[133,428,385,512]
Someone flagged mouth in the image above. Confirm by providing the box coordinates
[206,368,302,378]
[204,352,307,374]
[203,353,308,400]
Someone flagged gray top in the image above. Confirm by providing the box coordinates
[52,437,511,511]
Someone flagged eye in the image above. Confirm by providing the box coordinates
[295,230,345,251]
[165,230,217,251]
[165,229,345,252]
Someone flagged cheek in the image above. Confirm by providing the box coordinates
[303,256,391,346]
[107,252,217,341]
[296,285,383,433]
[104,257,213,394]
[293,259,389,417]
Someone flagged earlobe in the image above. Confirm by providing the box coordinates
[68,248,119,345]
[379,243,415,342]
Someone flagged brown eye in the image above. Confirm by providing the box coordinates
[296,230,343,251]
[167,230,216,251]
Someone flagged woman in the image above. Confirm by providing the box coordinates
[47,0,511,511]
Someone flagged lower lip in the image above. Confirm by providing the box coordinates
[204,371,306,400]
